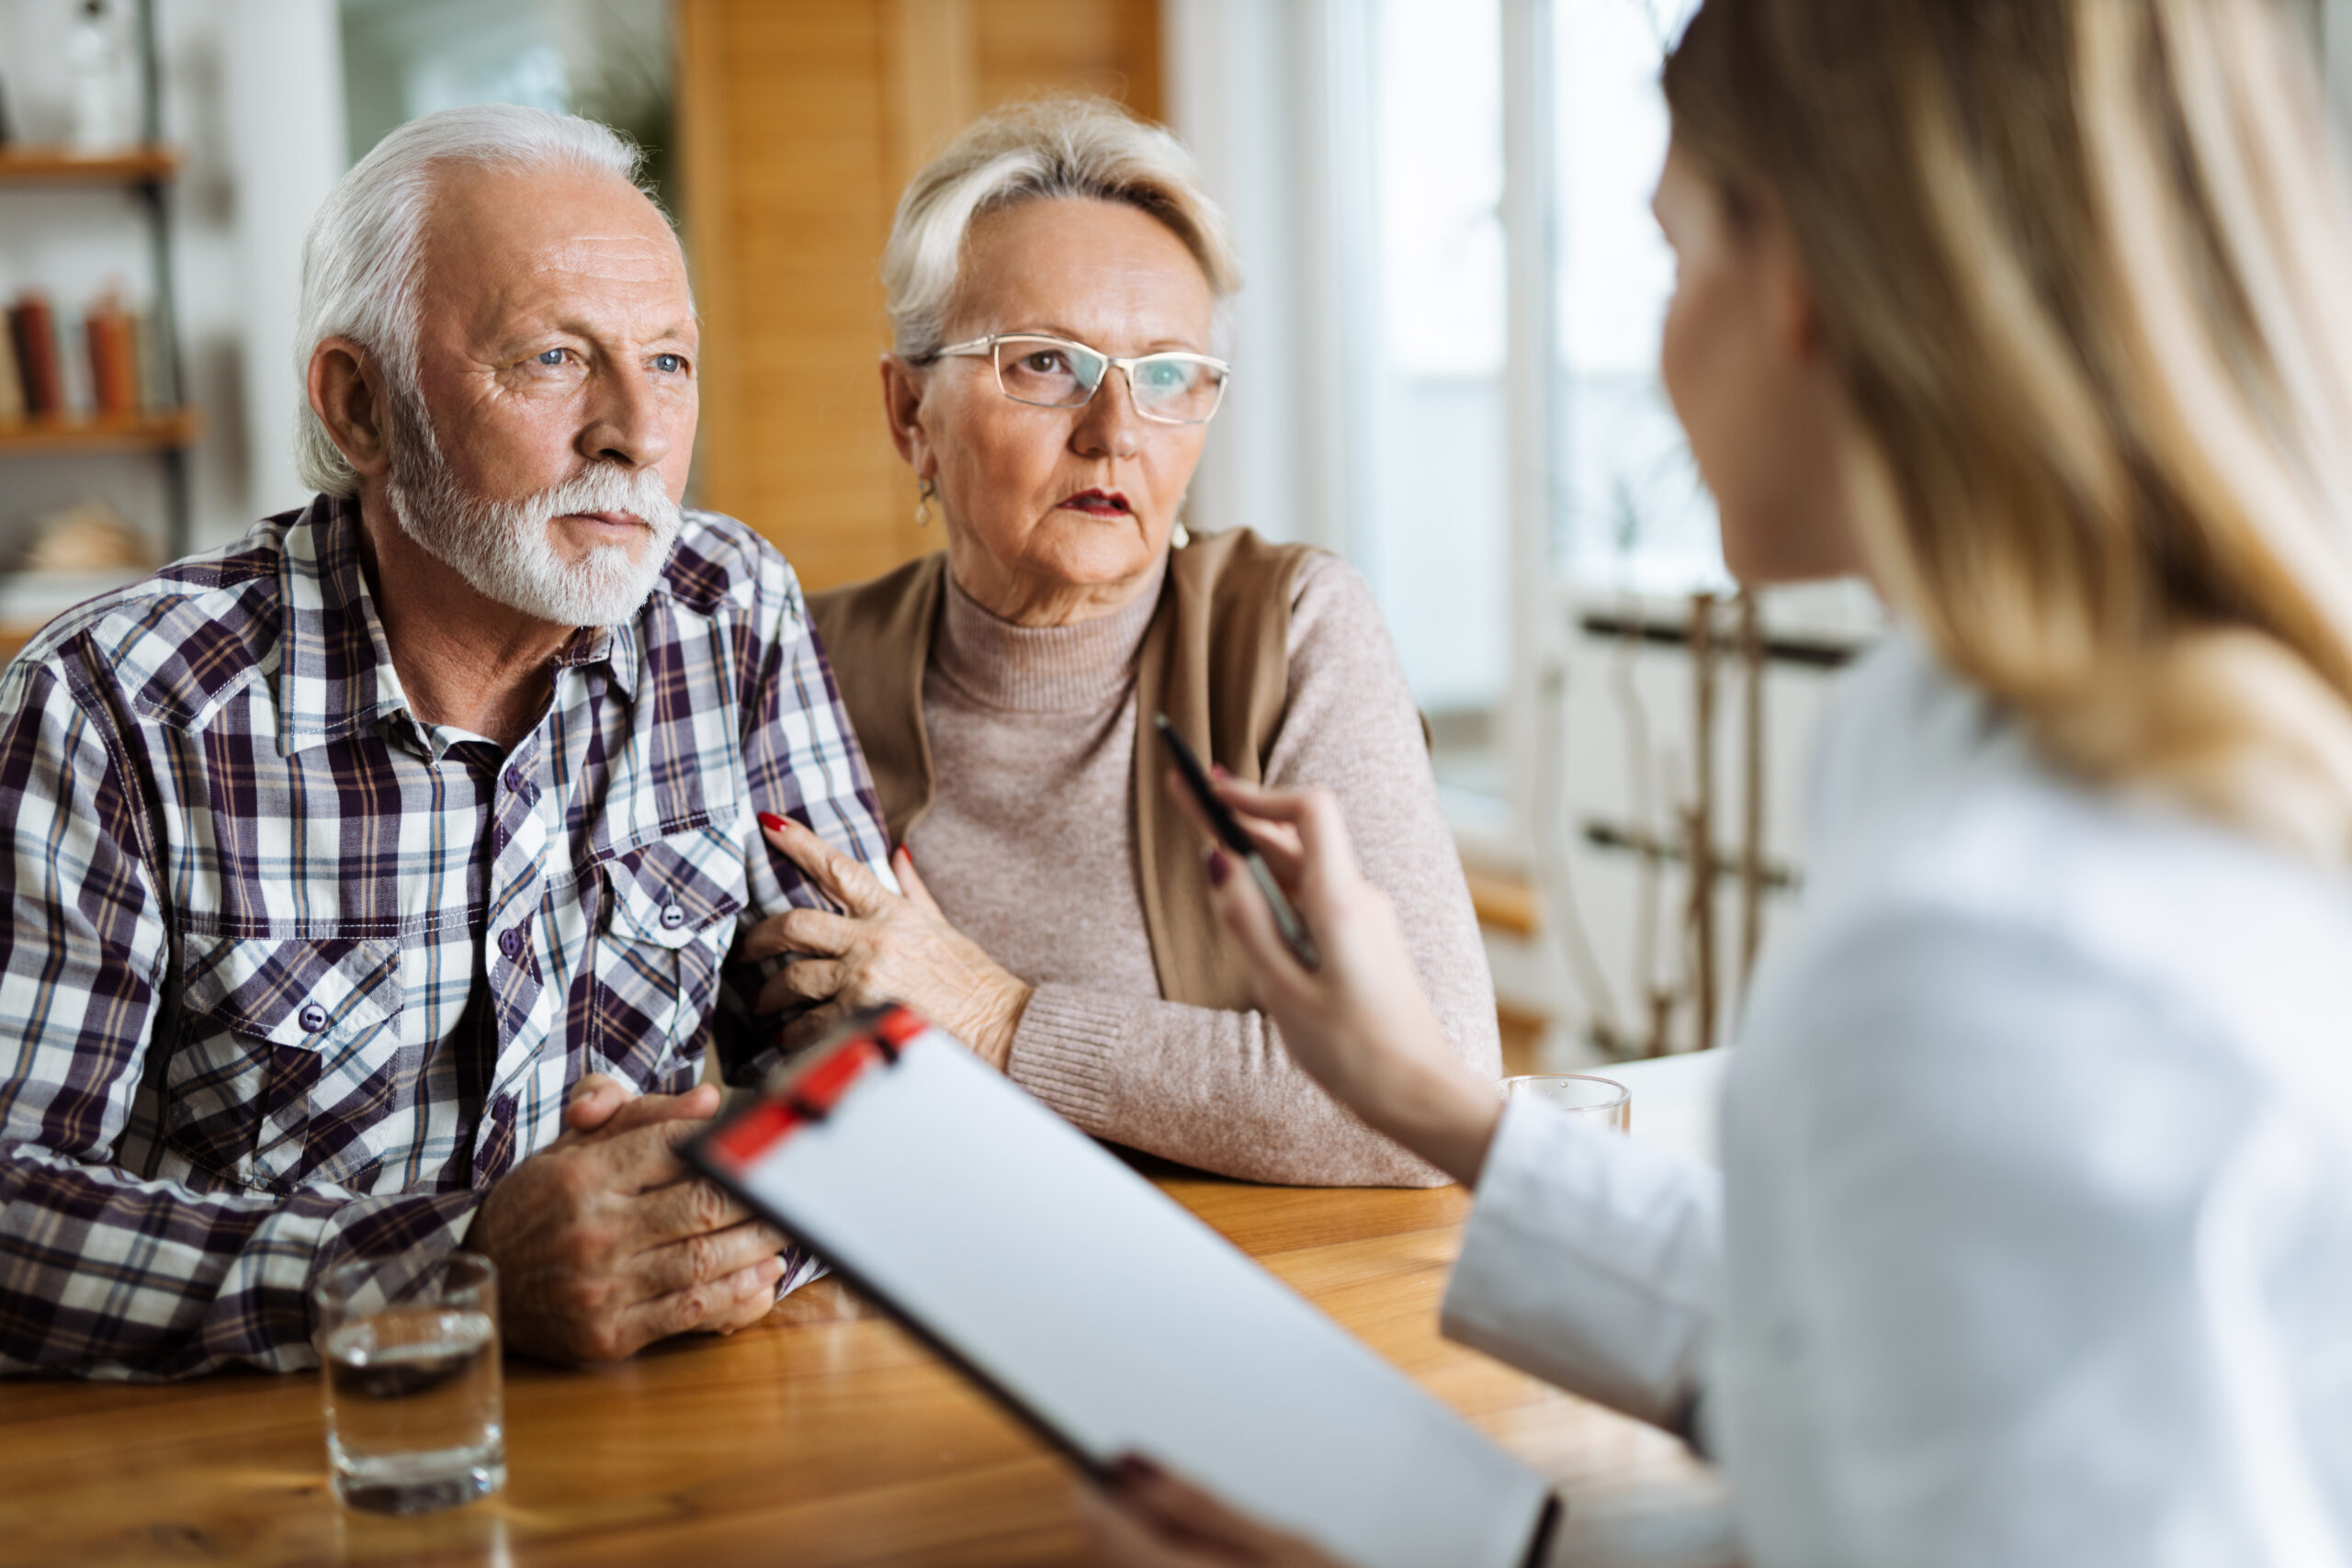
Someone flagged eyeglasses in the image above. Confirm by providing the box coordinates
[928,333,1231,425]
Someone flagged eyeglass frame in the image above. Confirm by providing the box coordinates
[923,333,1233,425]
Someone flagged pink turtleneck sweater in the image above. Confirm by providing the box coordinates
[904,551,1500,1186]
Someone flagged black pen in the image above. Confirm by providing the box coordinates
[1154,714,1321,972]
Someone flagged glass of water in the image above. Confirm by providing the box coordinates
[1501,1073,1632,1132]
[313,1251,505,1515]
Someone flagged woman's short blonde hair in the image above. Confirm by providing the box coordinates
[881,96,1238,360]
[1666,0,2352,864]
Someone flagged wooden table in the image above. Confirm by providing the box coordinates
[0,1166,1730,1566]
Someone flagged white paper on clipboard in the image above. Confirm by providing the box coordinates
[689,1006,1559,1568]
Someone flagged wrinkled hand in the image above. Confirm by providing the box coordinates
[741,813,1033,1070]
[463,1076,791,1363]
[1167,773,1501,1188]
[561,1070,699,1137]
[1077,1456,1352,1568]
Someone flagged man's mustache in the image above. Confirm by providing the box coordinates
[510,467,682,542]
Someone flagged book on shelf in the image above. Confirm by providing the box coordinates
[8,293,62,417]
[0,318,21,423]
[51,304,90,417]
[85,296,138,416]
[3,287,175,427]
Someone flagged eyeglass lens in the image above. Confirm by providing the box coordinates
[993,339,1224,423]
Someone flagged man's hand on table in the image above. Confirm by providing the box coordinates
[463,1074,791,1363]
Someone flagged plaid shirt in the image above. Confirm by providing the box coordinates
[0,495,889,1380]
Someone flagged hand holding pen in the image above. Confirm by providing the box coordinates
[1160,764,1502,1191]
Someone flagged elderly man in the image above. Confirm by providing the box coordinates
[0,105,891,1378]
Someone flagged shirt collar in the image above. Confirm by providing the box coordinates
[274,494,645,759]
[554,616,643,704]
[275,494,411,758]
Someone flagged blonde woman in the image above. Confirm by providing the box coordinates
[739,98,1498,1186]
[1086,0,2352,1563]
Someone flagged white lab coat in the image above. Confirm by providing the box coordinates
[1442,632,2352,1567]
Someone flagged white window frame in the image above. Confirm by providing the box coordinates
[1167,0,1549,859]
[1490,0,1557,867]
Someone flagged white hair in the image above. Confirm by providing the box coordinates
[881,96,1240,362]
[293,104,655,497]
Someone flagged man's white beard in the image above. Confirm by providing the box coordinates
[383,389,683,628]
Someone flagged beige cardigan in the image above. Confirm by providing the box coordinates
[808,531,1500,1185]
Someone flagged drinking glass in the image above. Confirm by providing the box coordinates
[1500,1073,1631,1132]
[313,1251,505,1515]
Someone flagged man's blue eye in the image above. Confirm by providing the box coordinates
[654,353,684,373]
[537,349,566,366]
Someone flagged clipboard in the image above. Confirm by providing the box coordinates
[687,1005,1561,1568]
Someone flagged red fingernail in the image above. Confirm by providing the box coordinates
[758,812,787,832]
[1204,849,1231,887]
[1209,762,1231,780]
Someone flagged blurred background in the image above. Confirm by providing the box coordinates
[0,0,2344,1072]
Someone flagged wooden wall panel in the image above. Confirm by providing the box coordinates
[973,0,1161,120]
[677,0,1164,593]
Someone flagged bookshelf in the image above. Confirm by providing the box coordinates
[0,408,200,456]
[0,0,193,558]
[0,146,182,184]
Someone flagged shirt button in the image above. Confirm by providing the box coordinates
[658,902,687,930]
[503,766,526,793]
[298,1002,329,1033]
[498,926,526,960]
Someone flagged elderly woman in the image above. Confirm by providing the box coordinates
[741,97,1498,1186]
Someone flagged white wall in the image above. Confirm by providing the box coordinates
[226,1,349,525]
[1161,0,1338,554]
[0,0,344,559]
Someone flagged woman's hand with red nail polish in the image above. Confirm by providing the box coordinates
[739,814,1032,1071]
[1174,775,1503,1191]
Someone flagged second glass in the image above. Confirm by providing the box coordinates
[1501,1073,1632,1132]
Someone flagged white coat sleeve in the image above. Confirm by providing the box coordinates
[1440,1097,1724,1432]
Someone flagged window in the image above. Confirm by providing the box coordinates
[1179,0,2341,1059]
[1341,0,1715,828]
[1551,0,1713,593]
[338,0,675,209]
[1361,0,1512,811]
[1170,0,1828,1056]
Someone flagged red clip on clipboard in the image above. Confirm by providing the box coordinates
[690,1005,1559,1568]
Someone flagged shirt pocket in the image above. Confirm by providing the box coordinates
[594,824,745,1087]
[164,933,404,1194]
